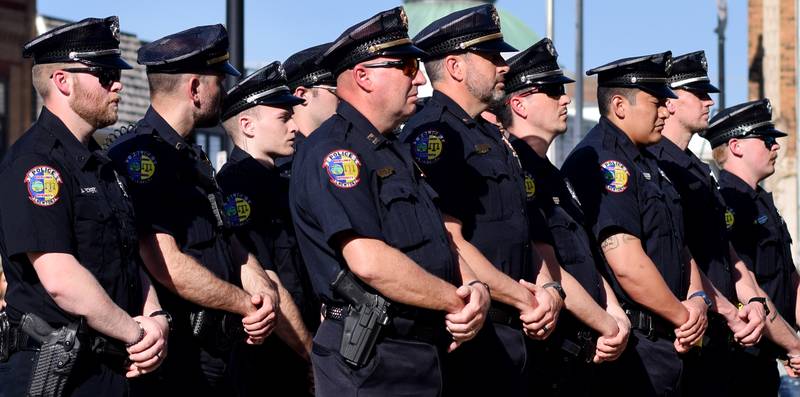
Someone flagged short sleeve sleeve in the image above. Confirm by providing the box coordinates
[0,155,74,257]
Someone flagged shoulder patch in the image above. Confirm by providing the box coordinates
[523,172,536,201]
[224,193,252,226]
[412,130,445,164]
[25,166,62,206]
[323,150,361,188]
[724,208,735,229]
[600,160,629,193]
[125,150,157,183]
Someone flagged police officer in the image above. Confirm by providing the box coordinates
[560,52,709,396]
[284,42,339,139]
[108,25,279,396]
[401,6,563,396]
[0,17,168,396]
[216,62,314,397]
[289,7,490,396]
[495,38,631,396]
[647,51,772,395]
[704,99,800,396]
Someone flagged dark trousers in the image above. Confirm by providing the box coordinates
[0,350,128,397]
[527,337,595,396]
[681,319,735,396]
[594,329,683,397]
[129,330,234,397]
[729,349,780,397]
[311,318,443,397]
[230,336,313,397]
[442,321,528,397]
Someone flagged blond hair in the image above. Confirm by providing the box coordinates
[31,63,73,98]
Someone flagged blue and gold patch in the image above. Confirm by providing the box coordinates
[412,130,445,164]
[323,150,361,188]
[25,166,62,206]
[724,208,735,229]
[125,151,157,184]
[600,160,629,193]
[523,172,536,200]
[224,193,252,226]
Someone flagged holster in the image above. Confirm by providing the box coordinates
[331,270,390,368]
[0,311,9,362]
[559,328,597,364]
[22,313,84,397]
[189,309,244,355]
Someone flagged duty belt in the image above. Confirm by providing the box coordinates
[321,302,448,346]
[2,323,128,368]
[488,304,521,328]
[625,309,674,340]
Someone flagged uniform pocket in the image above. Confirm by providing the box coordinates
[468,157,512,221]
[73,195,118,280]
[548,213,589,266]
[754,237,780,280]
[378,180,428,250]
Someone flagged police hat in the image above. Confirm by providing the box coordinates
[701,99,786,148]
[138,24,240,76]
[587,51,677,99]
[284,43,336,91]
[221,61,304,121]
[505,38,574,94]
[319,7,427,75]
[23,16,132,69]
[669,51,719,93]
[414,4,517,59]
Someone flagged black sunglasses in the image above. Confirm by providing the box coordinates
[741,135,779,150]
[57,67,122,87]
[362,58,420,78]
[508,84,566,103]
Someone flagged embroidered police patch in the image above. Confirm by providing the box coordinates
[412,130,445,164]
[523,172,536,200]
[25,166,62,206]
[224,193,252,226]
[600,160,629,193]
[323,150,361,188]
[125,151,157,183]
[724,208,735,229]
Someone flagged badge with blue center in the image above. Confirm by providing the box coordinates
[25,165,62,206]
[323,150,361,188]
[224,193,252,226]
[125,150,157,183]
[600,160,629,193]
[412,130,445,164]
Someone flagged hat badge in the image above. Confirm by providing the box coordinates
[278,64,286,79]
[400,8,409,30]
[491,8,500,27]
[765,99,772,114]
[664,56,673,75]
[546,40,556,56]
[700,55,708,72]
[110,18,120,41]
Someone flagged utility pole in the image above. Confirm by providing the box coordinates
[226,0,244,90]
[572,0,584,151]
[715,0,727,109]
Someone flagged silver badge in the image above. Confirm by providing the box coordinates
[642,171,651,180]
[765,99,772,115]
[664,55,673,75]
[491,7,500,27]
[552,197,560,205]
[277,64,286,80]
[700,54,708,72]
[400,8,409,30]
[109,17,120,41]
[546,39,556,57]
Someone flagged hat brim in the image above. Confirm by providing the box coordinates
[84,55,133,70]
[380,43,429,60]
[214,61,242,77]
[638,84,678,99]
[469,39,518,54]
[678,81,720,94]
[749,127,788,138]
[254,92,306,107]
[538,74,575,85]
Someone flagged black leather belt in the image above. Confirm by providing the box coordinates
[488,305,521,328]
[320,302,349,321]
[321,303,449,347]
[626,309,674,340]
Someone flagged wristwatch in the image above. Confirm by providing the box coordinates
[541,281,566,300]
[748,297,771,317]
[148,309,173,328]
[689,291,712,309]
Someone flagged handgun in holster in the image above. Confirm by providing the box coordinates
[189,309,244,354]
[331,270,391,368]
[21,313,84,397]
[560,329,597,364]
[0,311,10,362]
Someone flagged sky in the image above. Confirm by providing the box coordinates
[37,0,749,108]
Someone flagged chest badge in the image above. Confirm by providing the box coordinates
[125,150,157,183]
[25,165,62,207]
[724,208,735,229]
[224,193,252,226]
[600,160,629,193]
[323,149,361,189]
[474,143,492,155]
[377,167,395,179]
[412,130,445,164]
[523,172,536,201]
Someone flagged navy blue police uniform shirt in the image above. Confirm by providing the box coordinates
[109,107,241,306]
[290,101,458,303]
[400,91,533,282]
[0,107,142,325]
[718,170,797,325]
[512,139,604,302]
[561,117,688,309]
[217,145,318,327]
[648,138,736,302]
